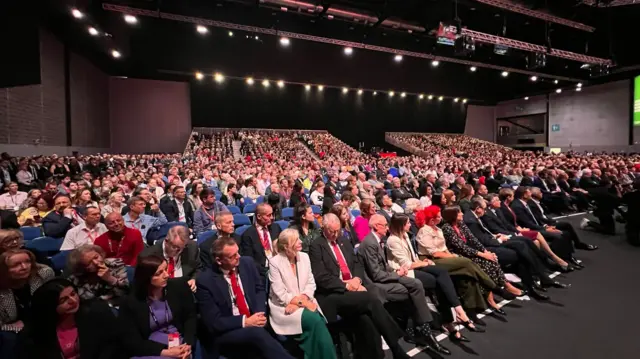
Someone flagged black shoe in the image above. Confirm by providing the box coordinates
[494,287,517,300]
[527,288,550,300]
[449,330,471,342]
[391,346,412,359]
[517,289,529,297]
[459,320,486,333]
[417,324,451,355]
[570,257,585,268]
[559,265,575,273]
[532,281,548,292]
[491,307,507,316]
[543,280,571,289]
[576,242,598,250]
[469,314,486,326]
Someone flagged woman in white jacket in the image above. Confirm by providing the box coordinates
[268,229,336,359]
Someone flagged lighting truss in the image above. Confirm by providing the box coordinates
[581,0,640,6]
[102,3,585,81]
[474,0,595,32]
[462,29,612,65]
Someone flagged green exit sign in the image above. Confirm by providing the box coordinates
[551,124,560,132]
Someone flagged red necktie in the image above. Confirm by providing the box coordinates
[261,228,270,251]
[330,241,352,280]
[506,205,517,225]
[229,270,250,317]
[167,257,175,278]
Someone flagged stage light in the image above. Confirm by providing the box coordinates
[373,91,377,96]
[470,66,477,72]
[304,84,311,91]
[438,96,444,101]
[431,60,439,67]
[556,89,562,93]
[111,50,121,59]
[525,97,529,100]
[501,71,509,77]
[419,94,424,100]
[454,98,459,102]
[196,25,208,34]
[463,99,468,103]
[389,91,395,97]
[394,55,403,62]
[279,37,290,47]
[124,15,138,24]
[195,72,204,80]
[400,92,406,98]
[554,80,559,84]
[228,31,234,37]
[576,87,582,92]
[357,89,363,95]
[262,79,270,87]
[277,80,285,88]
[342,87,348,94]
[577,82,583,87]
[88,27,99,36]
[255,36,259,40]
[318,85,324,91]
[71,8,84,19]
[530,76,538,82]
[344,47,353,56]
[214,73,224,83]
[428,95,433,100]
[246,77,254,85]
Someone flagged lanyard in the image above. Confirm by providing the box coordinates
[202,207,215,221]
[148,299,171,332]
[107,236,124,255]
[84,228,98,243]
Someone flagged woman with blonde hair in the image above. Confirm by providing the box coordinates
[101,192,125,217]
[268,229,336,359]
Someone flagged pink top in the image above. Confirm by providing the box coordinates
[353,216,371,242]
[57,325,80,359]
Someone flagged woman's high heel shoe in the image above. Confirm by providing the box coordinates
[448,330,471,342]
[458,320,486,333]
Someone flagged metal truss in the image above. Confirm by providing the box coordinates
[582,0,640,7]
[462,29,612,65]
[474,0,595,32]
[102,3,584,81]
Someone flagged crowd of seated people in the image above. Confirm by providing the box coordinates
[0,128,638,358]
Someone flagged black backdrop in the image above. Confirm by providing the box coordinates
[190,80,467,148]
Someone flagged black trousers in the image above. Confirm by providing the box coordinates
[414,265,461,322]
[627,222,640,246]
[540,230,574,260]
[589,210,616,235]
[553,221,584,245]
[489,241,537,287]
[215,327,296,359]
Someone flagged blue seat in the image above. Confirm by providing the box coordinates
[125,266,135,283]
[351,209,361,217]
[303,188,310,195]
[243,203,257,215]
[235,225,251,236]
[244,197,255,205]
[255,196,265,204]
[227,205,241,215]
[311,205,321,215]
[275,220,289,231]
[51,250,71,272]
[282,207,294,219]
[233,214,251,227]
[197,230,217,244]
[24,237,63,254]
[215,193,222,201]
[20,226,42,241]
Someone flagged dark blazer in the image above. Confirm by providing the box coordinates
[391,187,412,204]
[463,211,500,247]
[199,233,242,269]
[510,199,544,230]
[482,208,517,235]
[20,299,125,359]
[0,209,19,229]
[141,239,203,281]
[377,209,392,223]
[119,280,197,357]
[485,177,502,193]
[160,199,195,227]
[239,224,282,277]
[499,202,520,230]
[42,211,74,238]
[527,200,555,226]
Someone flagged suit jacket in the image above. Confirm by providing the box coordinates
[359,232,400,284]
[0,265,54,330]
[0,209,19,229]
[199,233,242,269]
[485,177,502,193]
[391,187,412,204]
[386,234,418,277]
[239,224,282,278]
[160,199,195,227]
[482,208,517,235]
[463,211,500,247]
[119,280,197,356]
[42,211,74,238]
[509,199,544,230]
[141,239,203,281]
[527,200,555,226]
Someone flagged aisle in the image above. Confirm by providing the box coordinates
[397,215,640,359]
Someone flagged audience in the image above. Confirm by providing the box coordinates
[161,186,195,228]
[43,195,84,238]
[288,204,319,252]
[61,206,107,250]
[199,211,239,269]
[94,213,144,266]
[123,196,168,244]
[240,203,281,279]
[193,188,228,237]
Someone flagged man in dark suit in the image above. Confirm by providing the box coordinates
[199,211,241,269]
[359,215,449,354]
[390,177,412,205]
[239,203,281,280]
[376,192,394,223]
[160,186,194,227]
[308,213,412,359]
[578,169,600,190]
[582,179,621,235]
[195,236,295,359]
[141,225,203,292]
[43,195,83,238]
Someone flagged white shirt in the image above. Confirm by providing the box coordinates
[176,200,186,222]
[61,222,108,250]
[162,241,183,278]
[222,267,247,327]
[16,171,33,185]
[0,191,28,211]
[256,225,273,263]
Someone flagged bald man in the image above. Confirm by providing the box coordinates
[94,212,144,266]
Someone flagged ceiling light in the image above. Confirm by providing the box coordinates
[228,31,234,37]
[462,99,468,103]
[342,87,348,94]
[255,36,259,40]
[389,91,395,97]
[501,71,509,77]
[438,96,444,101]
[400,92,406,98]
[428,95,433,100]
[71,8,84,19]
[111,50,121,59]
[305,84,311,91]
[556,89,562,93]
[124,15,137,24]
[576,87,582,92]
[279,37,290,47]
[196,25,208,34]
[431,60,439,67]
[246,77,254,85]
[419,94,424,99]
[318,85,324,91]
[454,98,459,102]
[554,80,559,84]
[470,66,477,72]
[262,79,270,87]
[195,72,204,80]
[524,97,529,100]
[577,82,583,87]
[357,89,363,95]
[277,80,285,88]
[394,55,403,62]
[88,27,99,36]
[214,73,224,83]
[373,91,377,96]
[530,76,538,81]
[344,47,353,56]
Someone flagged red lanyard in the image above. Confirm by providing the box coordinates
[202,207,215,221]
[107,236,125,255]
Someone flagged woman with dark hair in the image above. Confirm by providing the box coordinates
[289,182,307,209]
[118,254,196,359]
[73,189,99,217]
[457,184,475,213]
[289,204,318,253]
[321,185,337,215]
[329,204,358,248]
[220,183,244,208]
[17,194,53,227]
[442,189,457,206]
[18,278,124,359]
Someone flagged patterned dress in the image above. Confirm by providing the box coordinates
[442,223,506,287]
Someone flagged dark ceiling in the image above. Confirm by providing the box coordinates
[43,0,640,102]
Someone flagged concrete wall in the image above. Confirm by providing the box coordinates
[464,105,495,142]
[495,95,547,119]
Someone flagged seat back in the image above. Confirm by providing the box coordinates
[235,225,251,236]
[275,220,289,231]
[24,237,64,254]
[197,230,217,244]
[243,204,257,215]
[227,205,241,215]
[20,226,43,241]
[233,214,251,227]
[311,205,321,215]
[281,207,294,219]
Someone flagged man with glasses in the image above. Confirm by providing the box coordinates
[142,225,202,292]
[239,203,281,280]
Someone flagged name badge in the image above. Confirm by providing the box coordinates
[168,333,180,348]
[13,206,19,212]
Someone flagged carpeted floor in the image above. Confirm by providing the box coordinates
[396,214,640,359]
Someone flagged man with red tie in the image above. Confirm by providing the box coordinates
[195,236,295,359]
[240,203,282,280]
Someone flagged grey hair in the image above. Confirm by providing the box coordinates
[404,198,421,214]
[166,225,189,243]
[321,213,340,228]
[67,244,106,275]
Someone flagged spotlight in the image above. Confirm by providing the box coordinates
[88,27,99,36]
[373,91,377,96]
[214,73,224,83]
[342,87,348,94]
[357,89,363,95]
[389,91,395,97]
[554,80,559,84]
[195,72,204,80]
[455,35,476,56]
[525,97,529,100]
[71,8,84,19]
[277,80,285,88]
[530,76,538,82]
[255,36,259,40]
[228,31,234,37]
[111,50,121,59]
[428,95,433,100]
[344,47,353,56]
[419,94,424,99]
[394,55,403,62]
[431,60,439,67]
[400,92,406,98]
[577,83,583,87]
[526,52,546,69]
[279,37,290,47]
[470,66,477,72]
[124,15,138,24]
[454,98,459,102]
[438,96,444,101]
[576,87,582,92]
[318,85,324,91]
[262,79,270,87]
[501,71,509,77]
[462,99,468,103]
[556,89,562,93]
[304,84,311,91]
[246,77,254,85]
[196,25,208,34]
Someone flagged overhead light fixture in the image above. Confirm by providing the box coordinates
[454,98,459,102]
[196,25,208,34]
[214,73,225,83]
[524,97,529,100]
[318,85,324,91]
[428,95,433,100]
[246,77,254,85]
[556,88,562,93]
[195,72,204,80]
[394,54,403,62]
[554,80,559,84]
[357,89,363,95]
[470,66,477,72]
[124,15,138,24]
[389,91,395,97]
[111,49,121,59]
[262,79,270,87]
[577,82,583,87]
[438,96,444,101]
[462,99,468,103]
[400,92,406,98]
[373,91,377,96]
[576,87,582,92]
[277,80,285,88]
[530,76,538,82]
[304,84,311,91]
[279,37,290,47]
[228,31,234,37]
[419,94,424,99]
[71,8,84,19]
[344,47,353,56]
[501,71,509,77]
[88,27,99,36]
[431,60,439,67]
[255,36,259,40]
[342,87,348,94]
